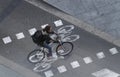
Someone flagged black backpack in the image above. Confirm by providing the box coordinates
[31,30,43,44]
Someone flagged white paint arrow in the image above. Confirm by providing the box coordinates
[92,68,120,77]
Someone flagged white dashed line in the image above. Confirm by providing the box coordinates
[83,57,93,64]
[70,61,80,69]
[28,28,37,35]
[2,36,12,44]
[54,20,63,27]
[44,70,54,77]
[57,65,67,73]
[2,19,120,77]
[41,24,49,29]
[96,52,105,59]
[16,32,25,40]
[109,47,119,55]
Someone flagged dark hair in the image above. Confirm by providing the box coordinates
[43,25,51,33]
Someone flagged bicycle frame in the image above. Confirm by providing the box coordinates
[28,31,73,72]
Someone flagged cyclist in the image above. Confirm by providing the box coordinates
[32,25,57,60]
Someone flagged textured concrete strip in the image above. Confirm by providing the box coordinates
[0,55,42,77]
[113,39,120,47]
[99,32,116,43]
[81,23,95,33]
[24,0,120,47]
[24,0,84,27]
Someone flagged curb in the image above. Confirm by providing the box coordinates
[25,0,120,47]
[0,55,41,77]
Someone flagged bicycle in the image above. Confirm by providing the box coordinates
[27,34,74,72]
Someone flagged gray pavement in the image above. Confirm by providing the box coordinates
[43,0,120,47]
[0,1,120,77]
[0,64,24,77]
[0,0,41,77]
[0,0,22,22]
[0,55,41,77]
[0,0,13,13]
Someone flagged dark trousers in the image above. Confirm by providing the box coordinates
[43,41,52,57]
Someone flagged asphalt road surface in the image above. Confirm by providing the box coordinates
[0,1,120,77]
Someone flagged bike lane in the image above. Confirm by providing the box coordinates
[0,1,120,77]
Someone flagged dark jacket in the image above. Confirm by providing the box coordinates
[35,30,54,46]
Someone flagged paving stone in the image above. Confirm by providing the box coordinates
[97,5,116,15]
[113,2,120,11]
[81,0,98,11]
[92,0,109,8]
[43,0,120,45]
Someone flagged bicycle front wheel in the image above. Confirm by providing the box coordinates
[56,42,73,56]
[27,49,45,63]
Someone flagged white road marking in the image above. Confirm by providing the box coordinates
[16,32,25,40]
[92,68,120,77]
[70,61,80,69]
[2,36,12,44]
[54,20,63,27]
[83,57,93,64]
[57,65,67,73]
[109,47,119,55]
[41,24,48,29]
[44,70,54,77]
[96,52,105,59]
[28,28,37,35]
[52,52,58,58]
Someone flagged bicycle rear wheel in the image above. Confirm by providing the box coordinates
[56,42,73,56]
[27,49,45,63]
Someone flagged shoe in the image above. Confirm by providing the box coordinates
[46,56,57,61]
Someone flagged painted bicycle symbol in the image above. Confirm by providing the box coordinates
[52,25,80,42]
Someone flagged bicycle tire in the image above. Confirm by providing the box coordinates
[27,49,45,64]
[56,42,73,56]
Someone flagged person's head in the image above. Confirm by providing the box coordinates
[43,25,52,33]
